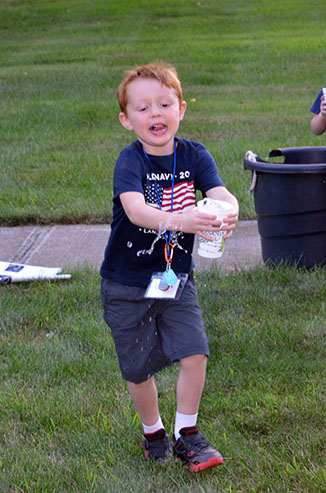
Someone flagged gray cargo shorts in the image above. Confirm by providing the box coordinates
[100,275,209,384]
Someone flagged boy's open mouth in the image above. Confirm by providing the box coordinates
[150,123,167,134]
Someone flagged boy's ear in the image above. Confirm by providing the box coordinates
[119,112,133,131]
[179,101,187,121]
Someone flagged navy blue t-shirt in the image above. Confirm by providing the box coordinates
[100,138,225,288]
[310,87,326,114]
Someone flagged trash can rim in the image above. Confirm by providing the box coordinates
[244,159,326,174]
[244,146,326,173]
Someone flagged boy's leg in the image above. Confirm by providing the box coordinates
[127,353,206,426]
[174,354,206,439]
[127,376,159,426]
[176,354,207,415]
[100,279,172,463]
[173,353,223,471]
[128,376,172,464]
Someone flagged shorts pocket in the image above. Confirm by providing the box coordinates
[101,279,145,330]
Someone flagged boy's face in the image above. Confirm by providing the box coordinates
[119,78,186,155]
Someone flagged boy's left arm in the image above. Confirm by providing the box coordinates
[205,186,239,239]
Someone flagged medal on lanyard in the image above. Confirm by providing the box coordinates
[158,243,178,291]
[143,140,178,291]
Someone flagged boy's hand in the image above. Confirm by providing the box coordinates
[220,211,238,239]
[120,190,239,241]
[180,207,236,241]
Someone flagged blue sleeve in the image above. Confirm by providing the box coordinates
[310,89,324,114]
[194,143,225,193]
[113,144,145,200]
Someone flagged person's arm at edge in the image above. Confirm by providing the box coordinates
[311,95,326,135]
[311,113,326,135]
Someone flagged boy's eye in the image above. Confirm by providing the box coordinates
[161,102,170,107]
[136,105,148,112]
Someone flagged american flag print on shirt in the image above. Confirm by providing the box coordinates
[144,180,196,212]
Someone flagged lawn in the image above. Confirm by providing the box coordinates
[1,1,326,491]
[1,266,325,492]
[1,0,326,224]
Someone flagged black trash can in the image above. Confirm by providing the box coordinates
[244,147,326,268]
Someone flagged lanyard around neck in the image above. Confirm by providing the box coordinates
[142,140,177,260]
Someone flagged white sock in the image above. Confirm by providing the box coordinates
[142,416,164,435]
[174,411,198,440]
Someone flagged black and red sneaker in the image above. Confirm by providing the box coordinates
[173,426,223,472]
[142,428,172,465]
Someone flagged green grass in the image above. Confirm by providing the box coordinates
[1,265,325,491]
[2,0,326,224]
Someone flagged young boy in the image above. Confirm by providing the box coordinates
[100,62,239,472]
[310,86,326,135]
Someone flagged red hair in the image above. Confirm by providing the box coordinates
[117,62,183,113]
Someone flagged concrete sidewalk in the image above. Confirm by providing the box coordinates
[0,221,263,273]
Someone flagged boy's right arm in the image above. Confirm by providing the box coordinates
[120,191,224,240]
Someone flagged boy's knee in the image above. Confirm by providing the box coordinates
[180,353,207,369]
[128,375,154,390]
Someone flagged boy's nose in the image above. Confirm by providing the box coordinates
[151,104,162,116]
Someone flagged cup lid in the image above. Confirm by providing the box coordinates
[197,198,233,213]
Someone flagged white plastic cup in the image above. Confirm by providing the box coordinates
[197,198,234,258]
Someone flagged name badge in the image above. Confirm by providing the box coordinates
[144,272,189,300]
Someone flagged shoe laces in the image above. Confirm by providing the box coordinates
[144,429,170,458]
[180,427,210,453]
